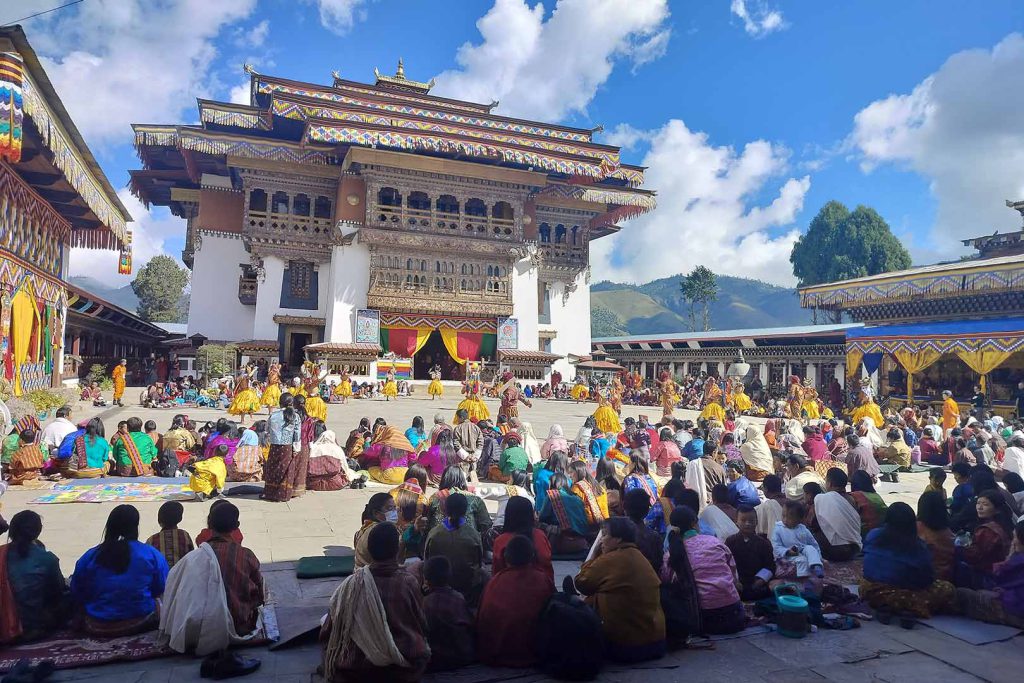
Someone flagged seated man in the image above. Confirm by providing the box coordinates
[112,417,159,476]
[422,556,474,672]
[321,523,430,683]
[8,429,46,485]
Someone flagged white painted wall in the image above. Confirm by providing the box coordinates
[512,257,539,354]
[325,240,370,343]
[548,272,591,379]
[252,255,330,341]
[187,233,254,341]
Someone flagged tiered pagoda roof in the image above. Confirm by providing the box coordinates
[129,61,655,227]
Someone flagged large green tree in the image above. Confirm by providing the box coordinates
[790,200,912,287]
[680,265,718,331]
[131,255,189,322]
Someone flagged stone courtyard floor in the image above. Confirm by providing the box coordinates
[2,389,1021,682]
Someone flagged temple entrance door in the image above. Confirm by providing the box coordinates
[413,331,461,380]
[288,333,311,369]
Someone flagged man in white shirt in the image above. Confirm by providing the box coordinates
[40,405,77,454]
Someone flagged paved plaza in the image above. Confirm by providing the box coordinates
[2,390,1021,682]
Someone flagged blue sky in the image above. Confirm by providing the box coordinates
[13,0,1024,286]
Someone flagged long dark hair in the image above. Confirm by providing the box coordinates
[439,464,467,491]
[667,506,701,604]
[569,460,603,494]
[8,510,42,558]
[361,492,392,523]
[978,489,1014,534]
[85,417,105,446]
[96,505,140,573]
[917,490,950,531]
[293,394,308,420]
[510,469,533,494]
[434,429,458,469]
[595,456,621,491]
[874,502,918,549]
[411,416,424,435]
[279,392,296,424]
[504,496,535,535]
[545,450,569,476]
[850,470,877,494]
[251,420,269,447]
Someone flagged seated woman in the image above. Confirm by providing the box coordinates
[390,470,429,560]
[306,428,354,491]
[575,517,666,663]
[532,451,569,512]
[361,427,415,485]
[651,428,683,479]
[227,421,265,482]
[959,489,1015,588]
[491,495,553,584]
[622,455,660,507]
[860,502,955,621]
[956,520,1024,628]
[354,493,398,569]
[917,490,955,582]
[806,469,863,562]
[70,505,169,636]
[783,453,825,501]
[321,523,430,683]
[0,511,68,642]
[344,417,371,461]
[65,418,112,479]
[740,424,775,482]
[8,429,46,485]
[849,470,888,536]
[596,456,624,517]
[569,460,609,526]
[477,535,555,667]
[664,506,746,635]
[425,466,492,535]
[416,429,456,486]
[541,424,569,460]
[424,493,486,606]
[405,416,428,454]
[539,473,593,554]
[490,431,528,482]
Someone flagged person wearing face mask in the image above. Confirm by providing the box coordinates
[423,493,486,607]
[354,493,399,568]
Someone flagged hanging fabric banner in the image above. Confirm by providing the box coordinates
[893,348,942,400]
[0,52,24,164]
[845,348,863,380]
[862,353,884,377]
[956,349,1014,394]
[381,327,432,357]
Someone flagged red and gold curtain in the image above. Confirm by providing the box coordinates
[439,327,497,365]
[380,327,432,357]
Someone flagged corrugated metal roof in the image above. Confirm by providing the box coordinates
[593,323,861,345]
[798,254,1024,292]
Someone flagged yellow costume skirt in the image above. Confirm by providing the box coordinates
[822,407,834,419]
[852,401,884,428]
[571,384,589,401]
[368,466,408,486]
[700,402,727,423]
[802,400,821,420]
[260,383,282,408]
[428,379,444,396]
[733,393,752,412]
[383,380,398,398]
[227,388,261,416]
[335,380,352,398]
[593,405,621,435]
[456,395,490,423]
[189,456,227,496]
[305,396,328,422]
[288,386,307,397]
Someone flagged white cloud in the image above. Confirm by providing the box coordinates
[26,0,257,144]
[591,119,810,286]
[602,123,651,151]
[730,0,787,38]
[229,79,251,105]
[306,0,369,35]
[67,191,184,287]
[849,33,1024,255]
[233,19,270,48]
[433,0,671,122]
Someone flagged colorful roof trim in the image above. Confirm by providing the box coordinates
[335,77,491,114]
[846,317,1024,355]
[198,101,271,130]
[22,72,128,248]
[133,126,338,166]
[799,254,1024,309]
[536,183,656,218]
[263,82,593,142]
[307,122,611,178]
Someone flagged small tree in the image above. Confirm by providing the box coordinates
[680,266,718,331]
[132,255,189,322]
[195,344,237,383]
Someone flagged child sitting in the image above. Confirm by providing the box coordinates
[949,462,974,516]
[146,501,195,568]
[422,556,474,672]
[726,506,776,600]
[925,468,948,501]
[196,499,245,545]
[188,444,228,502]
[771,500,824,579]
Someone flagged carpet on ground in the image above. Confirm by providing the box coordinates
[31,482,193,504]
[0,605,278,672]
[918,615,1023,645]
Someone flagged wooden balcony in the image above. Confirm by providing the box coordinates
[246,209,337,243]
[370,204,518,240]
[238,276,258,305]
[367,277,513,316]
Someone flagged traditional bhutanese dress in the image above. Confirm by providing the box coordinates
[66,434,111,479]
[334,373,353,398]
[227,429,263,482]
[260,367,282,407]
[428,370,444,397]
[189,454,227,496]
[539,488,589,536]
[228,376,261,416]
[457,380,490,423]
[623,473,659,507]
[263,408,302,502]
[570,381,589,401]
[571,481,609,526]
[382,371,398,398]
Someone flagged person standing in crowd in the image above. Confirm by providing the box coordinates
[111,359,127,407]
[262,393,303,502]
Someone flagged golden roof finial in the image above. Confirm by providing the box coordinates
[396,58,405,79]
[373,58,433,93]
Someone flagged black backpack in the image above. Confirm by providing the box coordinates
[534,577,605,680]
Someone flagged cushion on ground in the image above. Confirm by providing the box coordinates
[296,555,355,579]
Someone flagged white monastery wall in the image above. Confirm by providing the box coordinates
[187,233,254,341]
[512,258,540,354]
[324,240,370,343]
[252,255,329,341]
[548,272,590,379]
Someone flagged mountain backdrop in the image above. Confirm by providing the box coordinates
[68,276,190,324]
[591,274,814,337]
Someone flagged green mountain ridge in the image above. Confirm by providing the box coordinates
[591,274,814,337]
[67,276,190,324]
